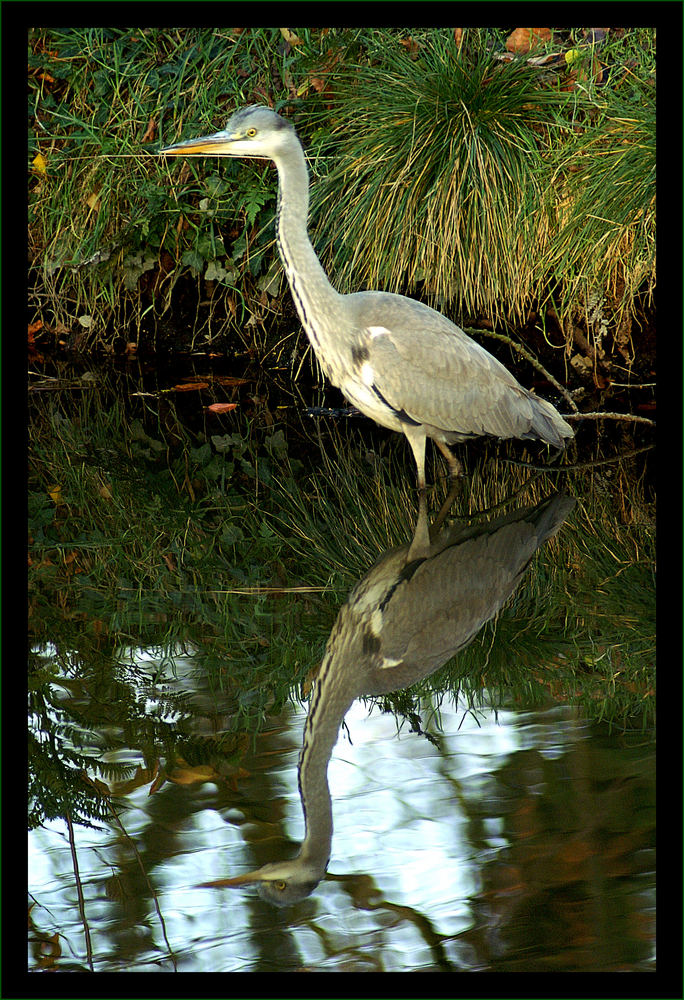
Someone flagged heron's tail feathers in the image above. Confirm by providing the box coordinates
[526,492,576,544]
[527,394,574,450]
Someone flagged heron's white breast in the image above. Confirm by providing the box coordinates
[339,374,406,433]
[379,656,403,670]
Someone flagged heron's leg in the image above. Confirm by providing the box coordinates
[434,439,463,479]
[405,430,430,560]
[428,439,462,539]
[430,481,460,539]
[408,488,430,561]
[404,428,428,494]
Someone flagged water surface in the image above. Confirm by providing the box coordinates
[29,680,654,973]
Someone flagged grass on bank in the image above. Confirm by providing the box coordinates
[29,26,656,356]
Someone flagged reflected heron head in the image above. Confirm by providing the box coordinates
[199,857,323,907]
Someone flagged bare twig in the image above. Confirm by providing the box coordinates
[65,811,94,972]
[110,806,178,970]
[467,327,578,413]
[502,443,655,473]
[563,411,655,428]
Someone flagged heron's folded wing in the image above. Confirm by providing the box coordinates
[357,296,537,439]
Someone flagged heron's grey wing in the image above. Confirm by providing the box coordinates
[358,495,573,695]
[349,291,565,442]
[374,520,549,683]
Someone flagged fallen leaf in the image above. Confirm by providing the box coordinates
[207,402,238,414]
[576,55,606,85]
[32,152,47,177]
[173,381,209,391]
[168,764,220,785]
[399,36,421,59]
[506,27,552,54]
[214,376,249,386]
[279,27,302,46]
[584,27,610,44]
[141,117,157,143]
[112,762,160,795]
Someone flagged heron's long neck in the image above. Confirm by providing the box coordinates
[296,652,356,872]
[274,145,345,372]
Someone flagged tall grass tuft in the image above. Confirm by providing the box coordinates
[310,32,563,323]
[537,77,656,339]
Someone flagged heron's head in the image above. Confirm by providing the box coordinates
[160,105,296,161]
[199,857,323,907]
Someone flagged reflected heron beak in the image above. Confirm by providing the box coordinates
[197,870,263,888]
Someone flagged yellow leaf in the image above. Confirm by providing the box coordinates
[47,483,63,505]
[279,27,302,46]
[32,153,47,176]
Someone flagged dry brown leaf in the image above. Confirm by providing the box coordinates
[81,771,111,797]
[207,402,238,414]
[505,27,552,54]
[399,36,421,59]
[141,117,157,143]
[173,381,209,392]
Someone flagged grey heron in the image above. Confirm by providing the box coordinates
[160,106,573,512]
[199,493,574,905]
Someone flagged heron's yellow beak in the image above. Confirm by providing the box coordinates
[159,132,235,156]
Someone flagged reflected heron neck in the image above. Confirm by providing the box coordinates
[297,649,358,871]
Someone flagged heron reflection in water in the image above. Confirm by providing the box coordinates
[160,107,573,545]
[201,494,574,906]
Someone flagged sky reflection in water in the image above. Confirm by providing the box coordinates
[28,685,654,973]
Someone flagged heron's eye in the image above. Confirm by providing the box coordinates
[274,879,286,891]
[247,128,257,137]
